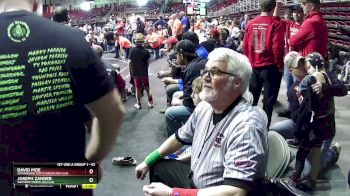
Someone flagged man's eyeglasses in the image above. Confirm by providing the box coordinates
[201,68,237,78]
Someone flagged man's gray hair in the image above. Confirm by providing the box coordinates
[207,48,252,93]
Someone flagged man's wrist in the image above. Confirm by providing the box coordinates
[145,150,162,166]
[172,188,199,196]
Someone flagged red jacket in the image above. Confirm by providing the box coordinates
[243,16,284,69]
[282,20,301,53]
[289,12,328,59]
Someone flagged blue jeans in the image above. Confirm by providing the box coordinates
[270,119,337,178]
[107,44,115,53]
[284,66,295,110]
[165,106,194,137]
[153,47,160,59]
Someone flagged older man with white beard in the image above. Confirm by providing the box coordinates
[135,48,269,196]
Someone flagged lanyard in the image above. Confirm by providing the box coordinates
[196,114,215,160]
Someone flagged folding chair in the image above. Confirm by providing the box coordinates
[266,131,291,178]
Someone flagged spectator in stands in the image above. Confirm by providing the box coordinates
[289,53,337,191]
[274,2,305,118]
[284,7,293,20]
[154,16,167,29]
[136,48,268,196]
[124,20,134,43]
[158,38,181,113]
[129,33,153,109]
[114,32,132,59]
[191,76,204,107]
[231,20,241,40]
[163,40,207,136]
[290,0,328,59]
[243,0,284,127]
[52,6,69,24]
[240,13,250,37]
[136,17,145,35]
[183,31,209,60]
[156,25,168,42]
[271,51,346,190]
[170,13,183,41]
[218,28,237,51]
[180,11,190,33]
[217,16,226,30]
[115,18,125,36]
[105,30,116,53]
[145,28,162,59]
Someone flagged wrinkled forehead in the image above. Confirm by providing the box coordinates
[206,59,228,70]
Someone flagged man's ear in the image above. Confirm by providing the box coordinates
[231,77,242,89]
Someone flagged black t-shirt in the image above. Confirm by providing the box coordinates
[182,58,207,108]
[129,46,150,77]
[104,31,115,45]
[0,11,113,195]
[136,21,145,34]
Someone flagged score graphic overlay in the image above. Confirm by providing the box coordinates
[13,162,98,189]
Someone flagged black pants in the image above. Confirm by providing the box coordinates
[150,159,196,188]
[249,65,282,127]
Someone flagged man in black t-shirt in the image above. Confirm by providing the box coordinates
[136,17,145,35]
[164,40,207,136]
[0,0,125,195]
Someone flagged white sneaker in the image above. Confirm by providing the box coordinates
[333,142,341,163]
[148,102,153,108]
[134,103,141,110]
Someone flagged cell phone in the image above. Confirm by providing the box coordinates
[167,59,177,67]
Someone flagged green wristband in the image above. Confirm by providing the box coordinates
[145,150,162,166]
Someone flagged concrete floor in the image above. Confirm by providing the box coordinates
[93,53,350,196]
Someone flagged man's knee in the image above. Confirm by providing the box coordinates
[165,107,175,120]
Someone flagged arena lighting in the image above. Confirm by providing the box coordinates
[80,2,92,11]
[137,0,148,6]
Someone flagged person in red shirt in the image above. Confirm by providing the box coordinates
[274,2,305,117]
[289,0,328,59]
[114,33,132,59]
[243,0,284,127]
[115,18,125,37]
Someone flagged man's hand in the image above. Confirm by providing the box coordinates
[135,161,150,180]
[276,0,284,8]
[161,77,175,85]
[143,182,172,196]
[157,71,166,79]
[311,82,322,94]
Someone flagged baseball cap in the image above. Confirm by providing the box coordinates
[163,37,178,44]
[183,31,199,45]
[293,4,303,13]
[299,0,320,4]
[175,40,196,56]
[210,29,220,38]
[305,52,325,69]
[284,51,304,69]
